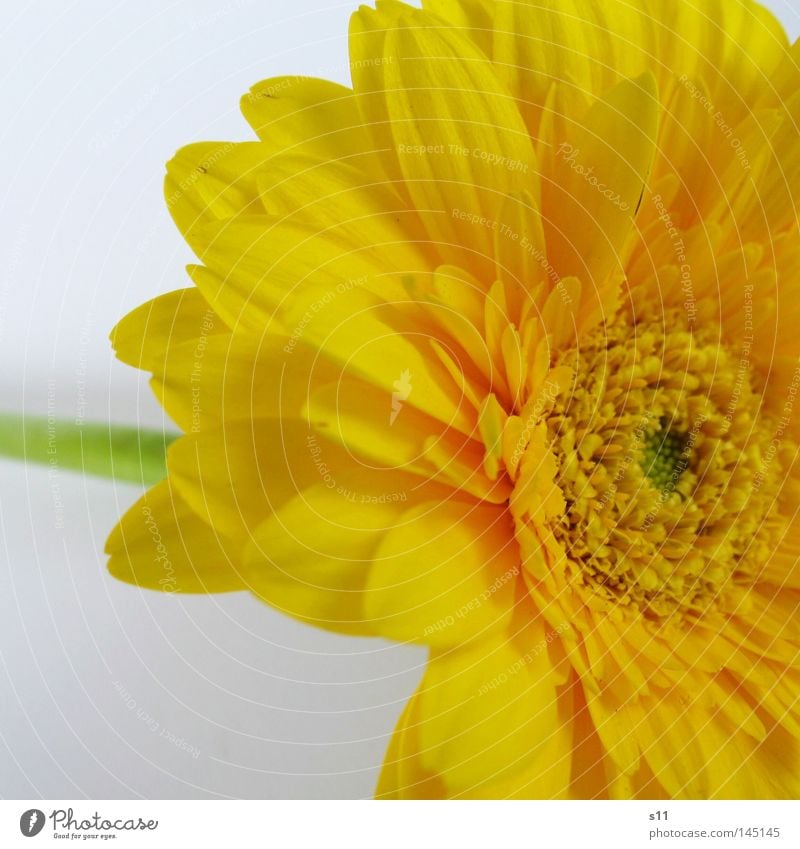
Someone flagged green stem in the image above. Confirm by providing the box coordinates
[0,414,179,485]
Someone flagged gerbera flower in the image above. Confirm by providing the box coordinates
[107,0,800,798]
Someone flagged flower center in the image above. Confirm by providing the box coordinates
[640,423,689,492]
[518,311,787,623]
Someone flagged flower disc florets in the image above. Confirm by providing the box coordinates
[528,311,788,622]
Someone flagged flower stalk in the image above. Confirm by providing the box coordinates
[0,414,176,485]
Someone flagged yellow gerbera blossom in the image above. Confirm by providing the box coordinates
[107,0,800,799]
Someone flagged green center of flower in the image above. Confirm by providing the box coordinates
[640,422,689,492]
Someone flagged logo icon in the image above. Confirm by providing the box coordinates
[390,370,412,425]
[19,809,46,837]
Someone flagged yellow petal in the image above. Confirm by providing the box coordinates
[376,694,448,799]
[166,420,324,539]
[494,190,547,319]
[306,376,460,471]
[381,8,539,280]
[722,91,800,243]
[256,154,429,254]
[543,73,659,290]
[110,288,226,371]
[364,499,519,646]
[421,0,494,57]
[477,392,507,479]
[636,694,798,799]
[190,212,418,330]
[106,479,243,593]
[406,620,570,795]
[489,0,785,135]
[348,1,411,185]
[165,142,270,244]
[240,75,384,176]
[310,305,478,435]
[540,276,582,351]
[242,481,415,636]
[642,0,787,121]
[152,330,340,432]
[492,0,647,132]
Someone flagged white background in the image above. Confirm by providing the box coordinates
[1,0,798,799]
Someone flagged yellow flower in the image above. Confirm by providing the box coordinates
[107,0,800,798]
